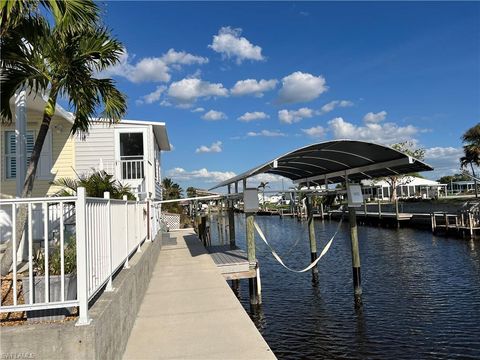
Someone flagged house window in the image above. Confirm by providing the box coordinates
[5,130,52,180]
[119,132,144,179]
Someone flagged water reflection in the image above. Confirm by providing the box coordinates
[210,214,480,359]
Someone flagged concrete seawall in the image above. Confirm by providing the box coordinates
[1,234,162,359]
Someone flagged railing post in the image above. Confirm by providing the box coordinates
[123,195,130,269]
[146,198,151,242]
[76,187,91,326]
[104,192,114,292]
[135,194,141,253]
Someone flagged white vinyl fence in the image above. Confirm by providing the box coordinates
[0,187,154,325]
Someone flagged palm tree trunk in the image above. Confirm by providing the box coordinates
[471,162,478,198]
[1,91,58,276]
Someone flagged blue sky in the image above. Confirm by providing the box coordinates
[99,1,479,191]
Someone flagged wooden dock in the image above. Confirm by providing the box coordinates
[206,245,257,280]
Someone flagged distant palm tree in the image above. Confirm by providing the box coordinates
[257,182,269,210]
[461,123,480,197]
[186,187,197,198]
[161,178,183,213]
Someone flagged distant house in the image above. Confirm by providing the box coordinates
[1,92,170,200]
[448,180,476,194]
[361,176,447,200]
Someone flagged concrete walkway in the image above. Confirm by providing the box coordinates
[123,229,276,360]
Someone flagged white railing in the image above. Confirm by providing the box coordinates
[0,187,154,325]
[120,159,145,180]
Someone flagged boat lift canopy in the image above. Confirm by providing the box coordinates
[209,140,433,190]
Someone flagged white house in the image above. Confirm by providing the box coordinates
[1,91,170,200]
[75,119,170,200]
[361,176,447,200]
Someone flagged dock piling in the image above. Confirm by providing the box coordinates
[246,212,260,305]
[305,196,319,282]
[228,185,236,247]
[348,206,362,305]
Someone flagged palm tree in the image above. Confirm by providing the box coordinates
[0,1,127,275]
[186,187,197,198]
[461,123,480,197]
[257,182,269,210]
[161,178,183,213]
[1,0,99,37]
[52,170,135,200]
[162,178,183,200]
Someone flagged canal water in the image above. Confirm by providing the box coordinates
[210,214,480,359]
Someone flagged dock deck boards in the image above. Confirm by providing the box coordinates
[123,230,275,360]
[206,245,256,280]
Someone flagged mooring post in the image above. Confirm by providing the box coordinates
[228,185,236,248]
[444,213,449,234]
[201,215,207,246]
[305,196,319,282]
[348,206,362,305]
[246,211,259,305]
[244,184,261,305]
[469,212,474,239]
[395,198,400,228]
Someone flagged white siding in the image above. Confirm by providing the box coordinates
[75,124,115,175]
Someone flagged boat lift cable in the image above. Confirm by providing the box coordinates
[253,214,344,273]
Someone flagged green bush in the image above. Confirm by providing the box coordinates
[34,235,76,276]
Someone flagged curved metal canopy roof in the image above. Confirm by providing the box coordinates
[209,140,433,190]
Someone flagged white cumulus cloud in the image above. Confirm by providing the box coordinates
[102,48,208,83]
[167,167,236,183]
[191,107,205,113]
[247,130,286,137]
[302,126,326,138]
[202,110,227,121]
[363,111,387,123]
[231,79,277,97]
[319,100,353,114]
[136,85,167,105]
[277,71,328,104]
[238,111,270,122]
[278,107,314,124]
[209,26,264,64]
[168,78,228,107]
[328,117,419,144]
[196,141,222,153]
[424,146,464,179]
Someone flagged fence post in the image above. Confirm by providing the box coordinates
[104,192,114,292]
[135,194,141,253]
[123,195,130,269]
[75,187,91,326]
[146,198,151,242]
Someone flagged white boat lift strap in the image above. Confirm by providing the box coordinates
[253,216,344,273]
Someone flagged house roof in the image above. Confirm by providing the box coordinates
[9,92,171,151]
[9,91,74,123]
[361,176,442,187]
[209,140,433,190]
